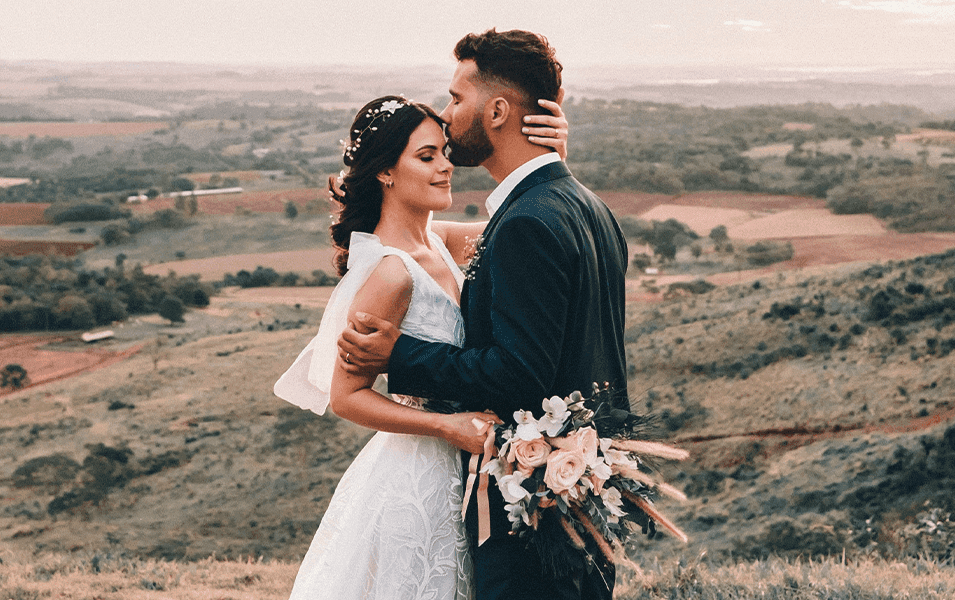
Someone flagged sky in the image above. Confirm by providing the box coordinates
[2,0,955,68]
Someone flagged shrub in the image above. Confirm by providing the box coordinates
[1,363,28,389]
[44,203,131,224]
[742,241,794,266]
[54,295,96,330]
[158,296,185,324]
[464,204,480,217]
[99,223,130,246]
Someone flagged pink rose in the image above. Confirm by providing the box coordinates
[508,437,552,474]
[567,426,600,466]
[543,449,588,495]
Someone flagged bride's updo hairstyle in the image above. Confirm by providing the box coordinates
[330,95,442,276]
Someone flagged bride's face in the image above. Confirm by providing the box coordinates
[384,119,454,212]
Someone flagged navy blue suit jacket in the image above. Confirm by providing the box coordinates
[388,160,629,538]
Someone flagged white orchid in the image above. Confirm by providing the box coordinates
[380,99,405,114]
[539,395,570,436]
[513,410,542,440]
[498,472,531,504]
[600,487,627,523]
[505,501,531,525]
[480,457,507,479]
[590,458,613,481]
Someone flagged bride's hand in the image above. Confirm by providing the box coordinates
[440,411,503,455]
[523,98,568,160]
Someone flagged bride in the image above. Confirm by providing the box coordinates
[273,95,567,599]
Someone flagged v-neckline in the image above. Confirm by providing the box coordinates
[384,237,461,308]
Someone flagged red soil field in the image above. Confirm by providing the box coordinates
[0,203,49,225]
[131,188,325,215]
[0,335,143,397]
[0,121,167,138]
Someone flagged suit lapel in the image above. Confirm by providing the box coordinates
[462,161,572,314]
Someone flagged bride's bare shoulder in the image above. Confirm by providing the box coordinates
[350,255,413,323]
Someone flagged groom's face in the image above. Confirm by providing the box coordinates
[440,60,494,167]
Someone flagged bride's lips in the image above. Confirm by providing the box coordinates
[431,180,451,188]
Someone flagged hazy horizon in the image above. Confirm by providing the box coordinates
[4,1,955,69]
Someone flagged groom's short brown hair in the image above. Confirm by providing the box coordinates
[453,28,562,114]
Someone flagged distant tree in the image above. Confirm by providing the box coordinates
[464,204,480,218]
[54,295,95,330]
[630,253,652,272]
[158,296,185,324]
[0,364,28,389]
[709,224,728,244]
[100,223,129,246]
[169,177,195,192]
[145,188,160,199]
[691,243,703,260]
[284,200,299,219]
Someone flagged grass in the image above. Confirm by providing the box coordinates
[2,550,953,599]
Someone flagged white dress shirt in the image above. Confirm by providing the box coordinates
[484,152,562,218]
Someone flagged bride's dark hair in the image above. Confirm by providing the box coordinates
[330,95,443,276]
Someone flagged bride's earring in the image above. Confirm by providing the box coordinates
[386,180,394,189]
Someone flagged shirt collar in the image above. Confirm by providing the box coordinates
[485,153,562,218]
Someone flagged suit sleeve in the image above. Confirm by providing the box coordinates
[388,214,572,418]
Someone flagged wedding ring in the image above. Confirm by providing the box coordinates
[344,353,351,364]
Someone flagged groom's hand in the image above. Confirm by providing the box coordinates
[338,312,400,375]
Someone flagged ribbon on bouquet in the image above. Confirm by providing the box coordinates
[462,419,497,546]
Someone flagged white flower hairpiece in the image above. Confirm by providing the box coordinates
[341,98,411,162]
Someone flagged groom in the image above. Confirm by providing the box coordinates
[340,29,629,600]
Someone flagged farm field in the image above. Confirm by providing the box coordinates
[0,121,168,138]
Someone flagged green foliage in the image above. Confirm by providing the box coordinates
[464,203,480,217]
[168,177,195,192]
[44,203,131,224]
[827,173,955,232]
[158,296,185,324]
[0,363,28,389]
[28,136,74,160]
[630,253,651,272]
[0,255,213,332]
[741,240,795,266]
[284,200,298,219]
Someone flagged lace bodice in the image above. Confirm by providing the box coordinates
[379,231,465,411]
[273,229,463,416]
[384,231,465,347]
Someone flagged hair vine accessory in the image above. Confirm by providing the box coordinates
[341,99,410,162]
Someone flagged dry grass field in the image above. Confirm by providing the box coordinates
[2,191,955,597]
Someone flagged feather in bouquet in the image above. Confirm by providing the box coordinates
[480,384,689,573]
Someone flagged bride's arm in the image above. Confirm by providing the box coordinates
[430,220,487,264]
[328,256,500,453]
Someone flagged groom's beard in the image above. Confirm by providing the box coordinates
[446,114,494,167]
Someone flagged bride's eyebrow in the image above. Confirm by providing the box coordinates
[414,144,441,154]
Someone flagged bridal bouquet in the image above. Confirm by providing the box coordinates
[481,385,689,572]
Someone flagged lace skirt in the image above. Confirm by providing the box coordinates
[287,431,472,600]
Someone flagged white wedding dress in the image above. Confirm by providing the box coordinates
[274,231,471,600]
